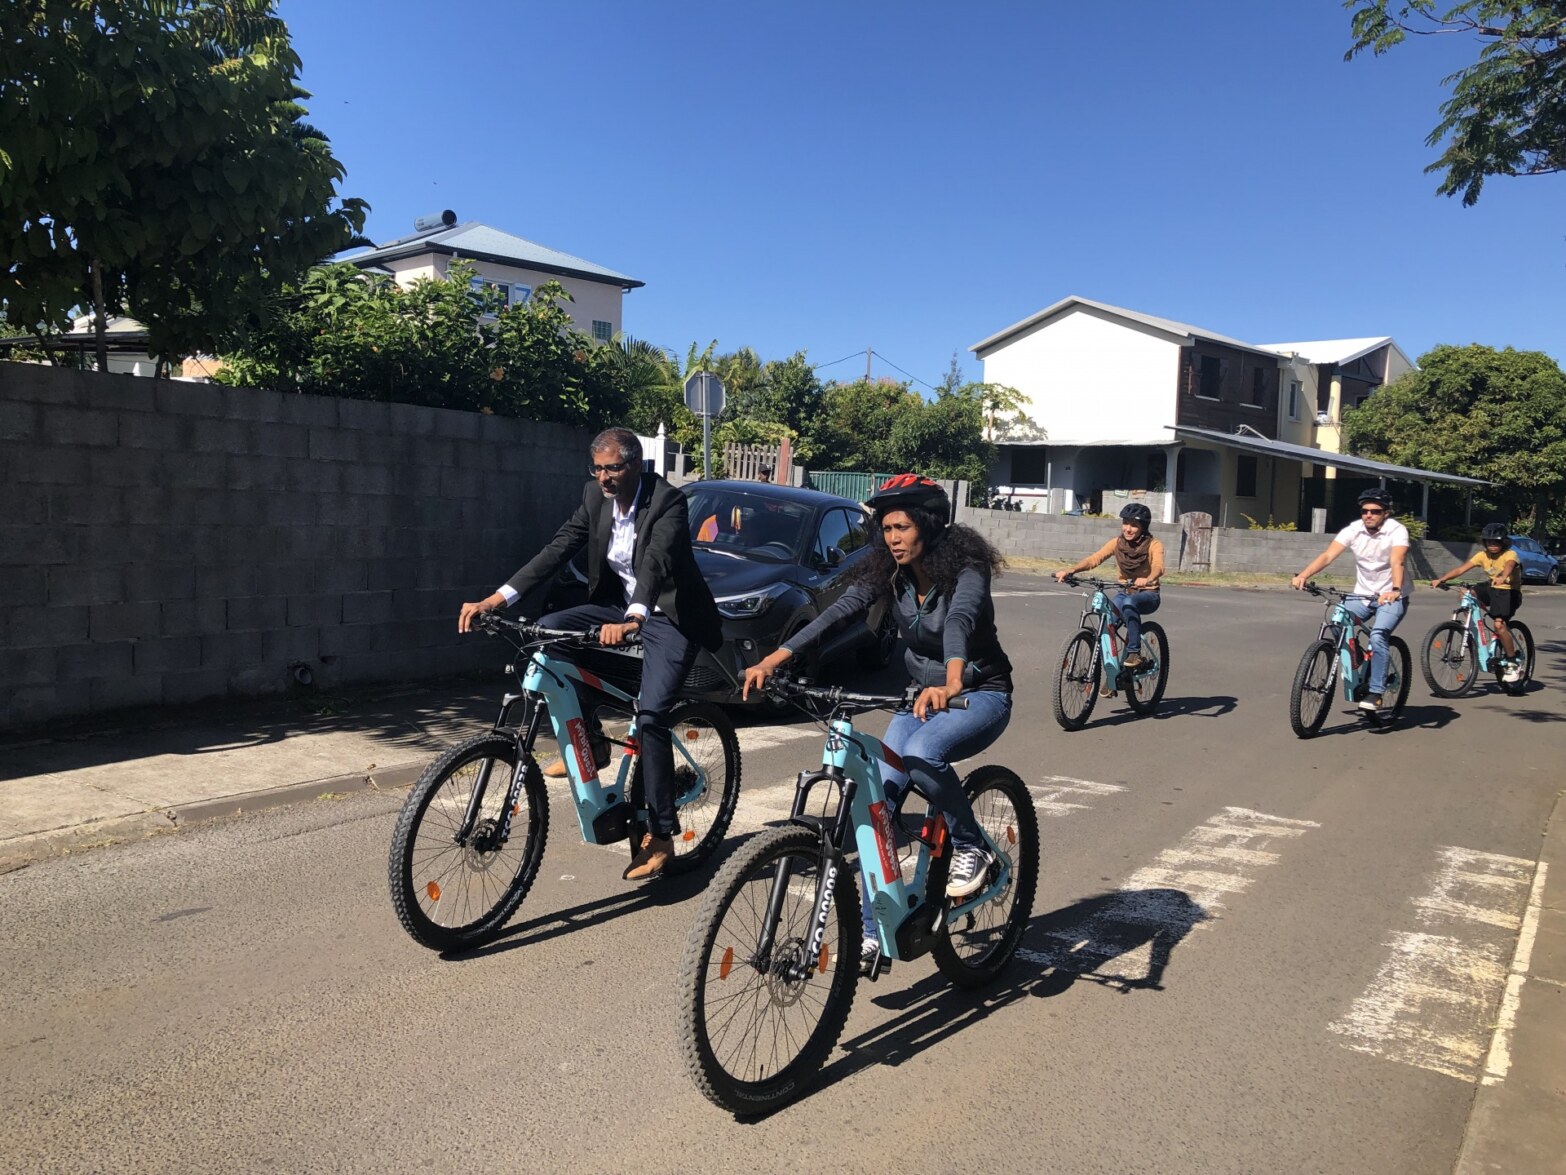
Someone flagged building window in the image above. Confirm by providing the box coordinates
[592,320,613,343]
[1287,380,1301,420]
[1197,356,1222,400]
[470,277,514,313]
[1236,455,1258,497]
[1246,367,1267,408]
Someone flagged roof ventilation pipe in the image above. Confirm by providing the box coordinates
[413,210,457,232]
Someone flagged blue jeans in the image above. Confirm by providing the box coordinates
[1342,597,1407,697]
[861,689,1012,938]
[1113,590,1161,653]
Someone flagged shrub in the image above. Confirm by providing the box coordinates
[1241,513,1298,531]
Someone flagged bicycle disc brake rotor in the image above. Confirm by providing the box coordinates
[765,936,813,1006]
[465,816,505,861]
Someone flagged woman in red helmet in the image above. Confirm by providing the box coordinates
[743,474,1013,965]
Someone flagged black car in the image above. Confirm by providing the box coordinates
[546,480,894,703]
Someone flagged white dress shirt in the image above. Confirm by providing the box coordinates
[496,484,649,618]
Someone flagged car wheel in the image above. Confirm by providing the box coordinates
[1549,566,1560,586]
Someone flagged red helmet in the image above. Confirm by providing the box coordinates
[866,473,949,525]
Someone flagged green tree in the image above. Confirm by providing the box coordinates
[215,263,629,428]
[1343,342,1566,530]
[1345,1,1566,205]
[0,0,367,371]
[957,381,1039,441]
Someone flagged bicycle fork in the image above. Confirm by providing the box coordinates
[454,695,545,847]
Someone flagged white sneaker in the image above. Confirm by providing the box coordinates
[946,845,995,899]
[1502,663,1522,684]
[1357,694,1383,713]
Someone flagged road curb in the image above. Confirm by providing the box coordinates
[1455,788,1566,1175]
[0,759,429,875]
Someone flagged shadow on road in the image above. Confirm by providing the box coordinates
[1089,694,1239,728]
[759,888,1206,1120]
[1309,700,1461,737]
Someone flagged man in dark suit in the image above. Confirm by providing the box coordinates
[459,428,721,881]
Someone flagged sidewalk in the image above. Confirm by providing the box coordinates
[0,680,498,873]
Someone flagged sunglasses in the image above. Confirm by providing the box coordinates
[1361,507,1387,516]
[589,460,632,475]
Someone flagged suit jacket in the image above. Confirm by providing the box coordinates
[504,472,722,651]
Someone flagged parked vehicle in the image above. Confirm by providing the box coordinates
[1509,534,1560,585]
[547,481,894,703]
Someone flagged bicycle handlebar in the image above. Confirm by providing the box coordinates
[763,674,969,711]
[472,611,642,647]
[1060,574,1139,590]
[1300,582,1377,602]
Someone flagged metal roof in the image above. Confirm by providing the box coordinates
[970,296,1285,359]
[1260,337,1413,370]
[339,221,644,289]
[1168,425,1490,487]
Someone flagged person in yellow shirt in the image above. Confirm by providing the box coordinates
[1431,522,1523,683]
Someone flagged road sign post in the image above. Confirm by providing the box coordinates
[683,371,726,480]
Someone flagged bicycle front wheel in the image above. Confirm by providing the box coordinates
[1123,622,1170,715]
[1288,639,1337,738]
[1382,635,1412,721]
[631,701,742,874]
[1051,629,1100,731]
[388,733,549,951]
[1421,621,1477,698]
[932,765,1040,990]
[677,826,858,1115]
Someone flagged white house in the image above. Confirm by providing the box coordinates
[970,296,1475,529]
[341,210,644,342]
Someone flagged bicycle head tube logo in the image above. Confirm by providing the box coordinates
[868,801,898,883]
[565,717,598,783]
[806,863,839,963]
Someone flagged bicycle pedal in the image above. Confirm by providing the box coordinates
[861,955,892,982]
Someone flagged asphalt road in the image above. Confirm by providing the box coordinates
[4,580,1563,1174]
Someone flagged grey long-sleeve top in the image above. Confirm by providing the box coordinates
[781,565,1014,692]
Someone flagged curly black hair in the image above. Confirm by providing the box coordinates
[845,505,1006,599]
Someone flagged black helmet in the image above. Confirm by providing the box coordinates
[866,473,950,525]
[1119,502,1152,528]
[1357,488,1393,510]
[1481,522,1510,546]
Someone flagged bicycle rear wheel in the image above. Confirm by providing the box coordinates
[932,765,1039,990]
[388,733,549,951]
[1421,621,1477,698]
[1497,621,1535,696]
[1123,622,1169,715]
[1051,629,1100,731]
[1288,639,1337,739]
[677,826,858,1115]
[630,701,742,874]
[1381,636,1412,722]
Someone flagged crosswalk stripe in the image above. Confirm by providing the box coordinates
[1018,806,1319,987]
[1329,845,1538,1084]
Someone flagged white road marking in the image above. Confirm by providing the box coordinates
[1018,806,1318,985]
[1480,859,1549,1086]
[1329,845,1537,1084]
[1029,776,1126,817]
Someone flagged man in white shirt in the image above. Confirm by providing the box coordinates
[1291,488,1411,712]
[458,428,721,881]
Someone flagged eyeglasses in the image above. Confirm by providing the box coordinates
[589,460,632,476]
[1360,507,1387,516]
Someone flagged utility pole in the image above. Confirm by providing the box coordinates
[865,347,872,383]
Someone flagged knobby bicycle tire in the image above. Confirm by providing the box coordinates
[1421,621,1477,698]
[628,700,741,874]
[1289,638,1337,738]
[1051,629,1100,731]
[1123,621,1170,715]
[1382,636,1412,721]
[677,825,858,1116]
[1498,621,1535,696]
[931,765,1040,989]
[387,733,549,952]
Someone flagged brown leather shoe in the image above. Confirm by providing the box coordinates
[540,734,612,779]
[623,833,674,882]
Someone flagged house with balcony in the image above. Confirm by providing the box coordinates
[340,210,644,342]
[970,296,1477,529]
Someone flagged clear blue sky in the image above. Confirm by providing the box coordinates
[279,0,1564,389]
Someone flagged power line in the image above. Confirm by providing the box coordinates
[870,350,937,391]
[811,350,863,372]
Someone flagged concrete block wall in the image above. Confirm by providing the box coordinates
[0,363,590,732]
[955,500,1474,582]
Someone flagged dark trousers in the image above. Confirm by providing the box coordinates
[536,603,697,839]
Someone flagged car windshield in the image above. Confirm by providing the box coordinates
[686,488,812,563]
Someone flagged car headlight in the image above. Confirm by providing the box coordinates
[715,582,791,619]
